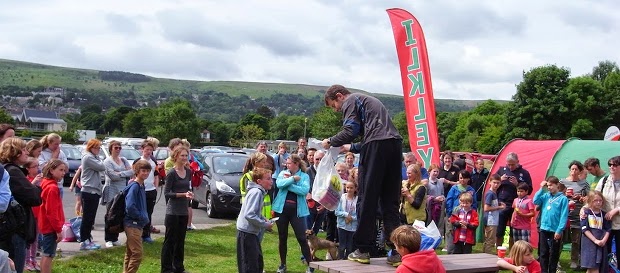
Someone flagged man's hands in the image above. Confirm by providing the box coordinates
[321,139,352,153]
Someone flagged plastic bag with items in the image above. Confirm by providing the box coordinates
[309,140,343,211]
[412,220,442,250]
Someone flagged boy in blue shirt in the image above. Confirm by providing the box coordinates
[533,176,568,273]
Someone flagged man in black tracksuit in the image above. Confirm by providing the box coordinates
[322,84,403,265]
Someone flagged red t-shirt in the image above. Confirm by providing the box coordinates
[503,258,541,273]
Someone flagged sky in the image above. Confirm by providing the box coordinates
[0,0,619,100]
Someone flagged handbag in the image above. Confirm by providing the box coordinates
[0,198,26,241]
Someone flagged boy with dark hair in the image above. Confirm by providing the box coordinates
[584,157,606,189]
[237,168,274,273]
[533,176,568,273]
[390,225,445,273]
[483,174,505,254]
[123,160,151,273]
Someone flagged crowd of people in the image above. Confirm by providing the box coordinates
[0,124,203,273]
[1,85,618,273]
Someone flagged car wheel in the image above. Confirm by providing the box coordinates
[206,193,219,218]
[190,199,199,209]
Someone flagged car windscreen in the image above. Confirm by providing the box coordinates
[212,156,246,175]
[120,148,141,161]
[61,146,82,160]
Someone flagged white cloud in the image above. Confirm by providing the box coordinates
[0,0,619,100]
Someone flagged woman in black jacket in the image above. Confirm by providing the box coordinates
[0,137,42,273]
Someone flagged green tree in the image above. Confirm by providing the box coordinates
[603,72,620,124]
[256,105,274,120]
[392,112,409,151]
[436,112,463,150]
[506,65,571,140]
[102,106,135,135]
[286,116,306,140]
[269,114,289,140]
[208,121,232,145]
[591,60,620,82]
[308,107,341,139]
[563,76,610,138]
[122,108,154,137]
[0,108,15,125]
[231,124,266,147]
[147,99,200,144]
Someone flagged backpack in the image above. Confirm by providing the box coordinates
[105,182,138,233]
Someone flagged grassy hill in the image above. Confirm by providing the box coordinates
[0,58,504,117]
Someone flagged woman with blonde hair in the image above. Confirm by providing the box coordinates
[0,137,42,273]
[79,139,106,251]
[161,146,193,273]
[400,164,427,224]
[26,140,42,159]
[38,133,68,197]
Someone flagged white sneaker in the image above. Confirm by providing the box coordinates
[105,241,114,248]
[112,241,121,246]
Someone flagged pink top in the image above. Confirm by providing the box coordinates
[511,197,535,230]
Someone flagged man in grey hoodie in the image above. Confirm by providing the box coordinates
[236,168,273,273]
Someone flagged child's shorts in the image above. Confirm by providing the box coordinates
[512,228,530,242]
[41,233,58,258]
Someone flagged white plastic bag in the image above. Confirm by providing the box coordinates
[412,220,442,250]
[311,147,343,211]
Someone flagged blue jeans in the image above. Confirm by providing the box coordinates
[12,233,26,273]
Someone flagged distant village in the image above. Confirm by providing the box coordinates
[1,87,79,133]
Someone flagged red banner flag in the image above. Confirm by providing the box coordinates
[386,8,440,168]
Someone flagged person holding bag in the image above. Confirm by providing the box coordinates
[102,141,133,248]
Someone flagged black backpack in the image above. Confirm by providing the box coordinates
[105,182,138,233]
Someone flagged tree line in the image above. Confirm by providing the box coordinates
[2,60,618,152]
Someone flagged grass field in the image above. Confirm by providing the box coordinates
[53,224,586,273]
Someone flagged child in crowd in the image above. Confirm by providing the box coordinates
[237,168,273,273]
[449,192,479,254]
[511,183,535,244]
[24,158,41,271]
[69,166,83,216]
[445,170,476,254]
[580,191,611,273]
[38,159,67,273]
[390,225,446,273]
[123,160,151,273]
[335,181,358,259]
[533,176,568,273]
[425,164,445,235]
[483,174,505,254]
[497,240,541,273]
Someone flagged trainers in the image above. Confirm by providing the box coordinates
[143,237,154,244]
[347,249,370,264]
[570,262,578,269]
[386,250,402,266]
[276,264,287,273]
[80,241,100,251]
[105,241,114,248]
[32,261,41,271]
[306,267,314,273]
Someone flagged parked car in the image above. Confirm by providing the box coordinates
[60,144,83,187]
[153,147,169,165]
[192,153,249,218]
[97,145,141,162]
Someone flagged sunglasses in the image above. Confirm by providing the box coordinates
[609,163,619,167]
[113,146,122,150]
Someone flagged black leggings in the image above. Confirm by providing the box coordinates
[275,203,311,265]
